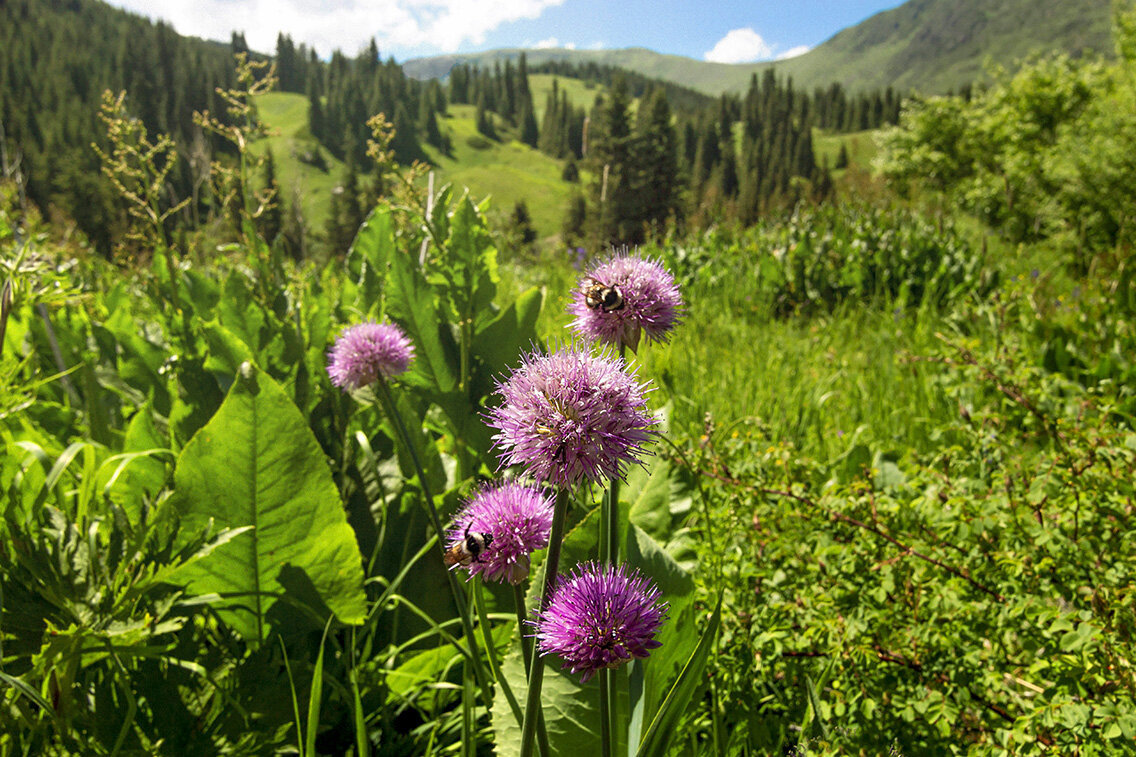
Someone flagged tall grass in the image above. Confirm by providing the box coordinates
[641,299,959,461]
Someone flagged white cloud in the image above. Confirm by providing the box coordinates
[531,36,574,49]
[106,0,566,58]
[703,27,773,64]
[777,45,811,60]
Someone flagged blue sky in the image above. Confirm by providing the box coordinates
[106,1,906,64]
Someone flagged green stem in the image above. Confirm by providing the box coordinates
[512,582,535,675]
[519,488,569,757]
[474,578,523,725]
[373,376,493,704]
[599,668,613,757]
[513,582,551,757]
[599,342,626,757]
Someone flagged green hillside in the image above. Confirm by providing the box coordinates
[255,93,576,240]
[253,92,345,232]
[771,0,1113,93]
[424,104,575,236]
[403,0,1114,95]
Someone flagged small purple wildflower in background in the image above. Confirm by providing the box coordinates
[327,321,414,390]
[446,482,554,584]
[570,252,683,351]
[487,346,657,488]
[533,562,667,683]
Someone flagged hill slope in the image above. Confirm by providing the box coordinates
[403,0,1114,95]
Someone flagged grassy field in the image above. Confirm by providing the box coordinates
[252,92,345,232]
[814,127,880,174]
[529,73,603,121]
[254,93,578,241]
[422,104,576,238]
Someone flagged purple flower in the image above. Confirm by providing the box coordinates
[569,252,683,351]
[486,346,657,488]
[446,482,554,584]
[327,321,415,390]
[533,562,668,683]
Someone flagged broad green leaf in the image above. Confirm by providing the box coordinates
[387,249,459,395]
[491,647,629,757]
[345,206,394,312]
[627,458,689,544]
[626,524,697,737]
[470,286,543,398]
[201,320,256,377]
[635,596,721,757]
[172,364,366,643]
[98,405,169,523]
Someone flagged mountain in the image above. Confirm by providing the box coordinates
[402,0,1114,95]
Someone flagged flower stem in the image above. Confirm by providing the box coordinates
[474,578,522,724]
[519,488,569,757]
[598,341,626,757]
[373,376,492,705]
[513,582,534,674]
[512,582,551,757]
[599,668,613,757]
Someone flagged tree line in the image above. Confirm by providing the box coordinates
[1,0,905,256]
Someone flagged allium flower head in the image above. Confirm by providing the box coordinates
[327,321,414,390]
[533,562,668,683]
[487,346,657,488]
[569,252,683,351]
[446,482,554,584]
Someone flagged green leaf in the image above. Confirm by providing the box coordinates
[305,620,333,757]
[201,320,256,377]
[172,364,366,643]
[635,595,721,757]
[491,647,629,757]
[387,249,459,395]
[345,206,395,311]
[626,524,697,736]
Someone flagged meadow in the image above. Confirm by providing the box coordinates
[4,40,1136,757]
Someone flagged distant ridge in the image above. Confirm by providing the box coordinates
[402,0,1113,94]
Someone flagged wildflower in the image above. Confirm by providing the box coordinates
[327,321,414,390]
[487,346,657,488]
[569,252,683,351]
[446,482,554,584]
[533,562,667,683]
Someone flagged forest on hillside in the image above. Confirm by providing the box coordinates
[1,0,901,258]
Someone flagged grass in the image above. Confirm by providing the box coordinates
[529,74,603,121]
[254,93,578,241]
[501,245,959,465]
[252,92,345,232]
[419,104,577,239]
[814,128,881,175]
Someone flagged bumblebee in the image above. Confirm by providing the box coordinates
[444,524,493,567]
[582,278,625,313]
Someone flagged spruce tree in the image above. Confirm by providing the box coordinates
[258,149,283,245]
[588,78,636,245]
[519,101,539,148]
[634,88,682,234]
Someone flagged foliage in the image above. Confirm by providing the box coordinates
[679,279,1136,755]
[877,15,1136,263]
[660,204,995,318]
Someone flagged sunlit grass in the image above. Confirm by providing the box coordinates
[500,243,960,465]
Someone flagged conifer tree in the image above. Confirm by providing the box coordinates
[588,78,636,244]
[519,101,539,148]
[634,88,682,234]
[258,148,283,244]
[475,92,496,139]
